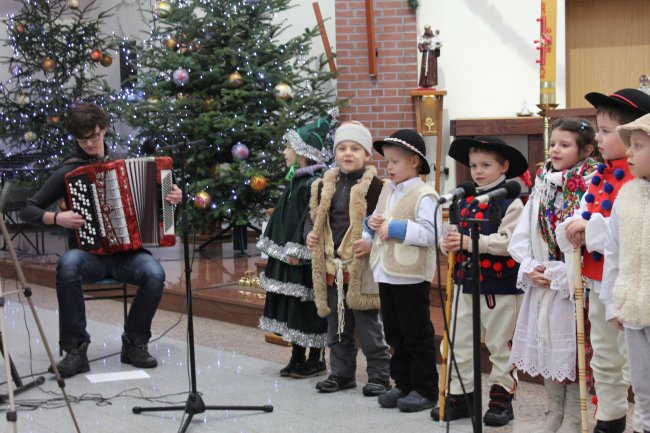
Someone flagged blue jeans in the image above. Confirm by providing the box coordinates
[56,249,165,352]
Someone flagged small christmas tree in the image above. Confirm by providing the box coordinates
[111,0,339,233]
[0,0,117,176]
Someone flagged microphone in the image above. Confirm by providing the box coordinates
[437,181,477,204]
[158,138,207,152]
[470,180,521,206]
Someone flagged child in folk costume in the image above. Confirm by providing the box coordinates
[559,89,650,433]
[432,137,529,426]
[508,118,598,433]
[364,130,441,413]
[602,114,650,433]
[257,117,330,378]
[306,121,391,396]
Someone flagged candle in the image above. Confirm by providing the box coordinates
[539,0,556,105]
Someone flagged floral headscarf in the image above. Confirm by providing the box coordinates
[535,158,598,260]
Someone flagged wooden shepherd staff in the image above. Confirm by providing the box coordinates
[438,249,456,424]
[573,248,589,433]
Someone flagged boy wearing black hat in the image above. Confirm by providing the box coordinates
[602,113,650,433]
[559,88,650,433]
[364,129,441,412]
[431,136,528,426]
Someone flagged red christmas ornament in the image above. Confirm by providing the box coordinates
[90,49,103,62]
[250,174,268,191]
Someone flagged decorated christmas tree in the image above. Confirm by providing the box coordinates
[111,0,339,234]
[0,0,117,173]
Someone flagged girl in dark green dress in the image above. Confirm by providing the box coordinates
[257,117,331,378]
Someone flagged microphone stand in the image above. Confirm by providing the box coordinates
[460,200,502,433]
[132,141,272,432]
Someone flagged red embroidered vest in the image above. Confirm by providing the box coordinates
[581,159,634,280]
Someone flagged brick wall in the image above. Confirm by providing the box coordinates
[335,0,418,176]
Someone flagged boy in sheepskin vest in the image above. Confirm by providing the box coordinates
[602,113,650,433]
[364,129,441,413]
[305,121,391,396]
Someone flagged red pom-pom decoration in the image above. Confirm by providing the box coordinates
[506,259,516,269]
[481,259,492,269]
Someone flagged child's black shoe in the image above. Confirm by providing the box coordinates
[289,359,326,378]
[431,391,474,421]
[483,385,514,426]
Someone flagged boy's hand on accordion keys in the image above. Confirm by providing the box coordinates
[57,210,86,229]
[165,184,182,205]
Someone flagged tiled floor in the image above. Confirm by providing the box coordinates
[2,281,638,433]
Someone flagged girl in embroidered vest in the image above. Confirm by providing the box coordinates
[257,117,330,379]
[365,129,441,413]
[559,89,650,433]
[508,118,597,433]
[602,114,650,433]
[432,136,528,426]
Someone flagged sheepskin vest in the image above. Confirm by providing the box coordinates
[310,166,384,317]
[369,182,437,282]
[613,178,650,327]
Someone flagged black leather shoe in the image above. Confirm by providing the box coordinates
[290,359,326,378]
[431,391,474,421]
[121,333,157,368]
[483,385,514,426]
[397,390,437,412]
[49,341,90,378]
[315,375,356,393]
[593,416,626,433]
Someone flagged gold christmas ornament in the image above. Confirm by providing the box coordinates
[238,270,259,287]
[250,174,268,191]
[69,0,80,9]
[203,97,216,111]
[90,49,102,62]
[194,191,212,209]
[100,54,112,67]
[41,57,56,72]
[147,96,160,104]
[24,131,37,142]
[154,1,172,18]
[274,83,293,101]
[164,37,178,50]
[228,71,244,88]
[16,93,30,106]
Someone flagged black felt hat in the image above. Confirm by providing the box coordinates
[448,136,528,179]
[584,88,650,117]
[373,129,430,175]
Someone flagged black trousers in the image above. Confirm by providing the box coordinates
[379,281,438,400]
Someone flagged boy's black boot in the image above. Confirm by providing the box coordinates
[280,344,306,377]
[49,341,90,378]
[431,391,474,421]
[483,385,515,426]
[121,333,157,368]
[290,347,326,378]
[593,416,626,433]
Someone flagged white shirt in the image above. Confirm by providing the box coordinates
[363,177,441,284]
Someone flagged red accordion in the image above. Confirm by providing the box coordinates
[64,157,176,255]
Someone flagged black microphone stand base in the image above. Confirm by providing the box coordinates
[133,392,273,433]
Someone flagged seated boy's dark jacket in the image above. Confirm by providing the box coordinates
[455,180,522,295]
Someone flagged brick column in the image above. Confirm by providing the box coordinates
[335,0,418,176]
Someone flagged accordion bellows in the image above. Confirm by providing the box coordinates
[64,157,176,255]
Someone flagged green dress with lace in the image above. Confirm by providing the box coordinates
[256,165,327,348]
